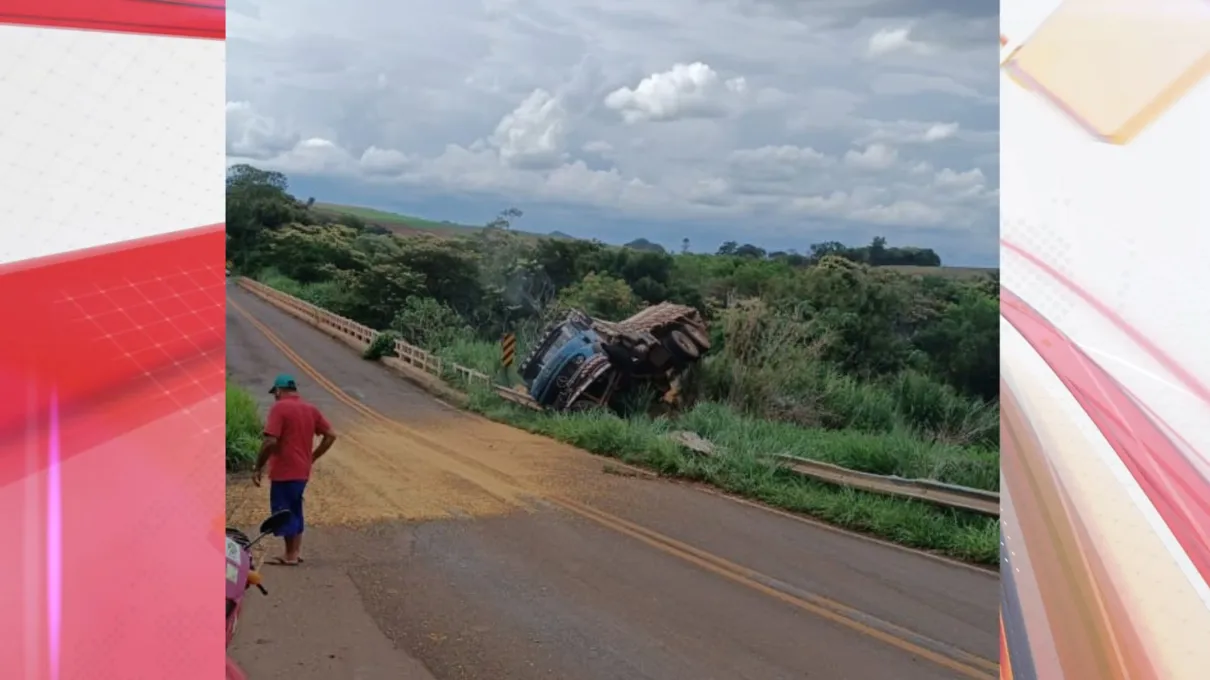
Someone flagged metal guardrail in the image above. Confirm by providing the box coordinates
[771,455,999,517]
[668,431,999,516]
[237,278,1000,516]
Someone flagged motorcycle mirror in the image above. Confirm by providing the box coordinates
[258,510,292,536]
[245,510,293,549]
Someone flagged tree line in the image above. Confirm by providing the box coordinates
[227,164,998,414]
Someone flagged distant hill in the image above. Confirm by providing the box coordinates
[312,201,995,279]
[624,238,667,254]
[312,203,551,239]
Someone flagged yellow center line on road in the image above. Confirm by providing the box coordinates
[230,296,1000,679]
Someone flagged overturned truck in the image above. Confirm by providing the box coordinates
[517,303,711,413]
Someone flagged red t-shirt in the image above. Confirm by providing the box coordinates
[263,394,331,481]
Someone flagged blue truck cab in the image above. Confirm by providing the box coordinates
[518,311,607,409]
[525,325,602,408]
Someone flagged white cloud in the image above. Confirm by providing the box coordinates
[933,167,987,198]
[729,145,834,183]
[490,89,568,169]
[843,143,899,170]
[604,62,749,124]
[359,146,414,176]
[851,200,945,226]
[866,26,931,58]
[922,122,959,141]
[225,0,999,256]
[226,101,299,160]
[858,120,960,145]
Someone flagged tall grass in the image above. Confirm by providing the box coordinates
[689,303,998,450]
[678,402,998,491]
[437,338,500,375]
[226,381,263,471]
[463,387,998,563]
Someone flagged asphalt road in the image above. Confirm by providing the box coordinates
[225,283,1000,680]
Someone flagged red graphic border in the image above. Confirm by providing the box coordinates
[0,0,224,40]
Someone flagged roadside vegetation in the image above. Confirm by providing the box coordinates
[226,164,1000,563]
[226,381,263,471]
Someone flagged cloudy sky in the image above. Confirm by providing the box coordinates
[227,0,999,265]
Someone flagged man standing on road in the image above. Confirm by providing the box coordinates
[252,373,337,566]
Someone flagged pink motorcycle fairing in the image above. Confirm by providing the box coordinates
[225,535,252,601]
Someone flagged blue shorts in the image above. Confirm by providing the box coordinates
[269,480,307,537]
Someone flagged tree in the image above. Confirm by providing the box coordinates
[392,238,484,315]
[734,243,766,259]
[867,236,888,264]
[913,287,998,401]
[486,208,523,230]
[790,257,923,377]
[559,272,640,320]
[533,239,607,290]
[227,164,288,192]
[261,224,364,283]
[390,296,471,350]
[339,263,425,330]
[807,241,848,262]
[225,165,303,269]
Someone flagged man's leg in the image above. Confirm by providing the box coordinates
[268,480,304,563]
[283,480,306,562]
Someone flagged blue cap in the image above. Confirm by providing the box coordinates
[269,373,297,393]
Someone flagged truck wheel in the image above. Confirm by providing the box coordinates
[567,399,599,413]
[679,323,710,351]
[665,329,700,361]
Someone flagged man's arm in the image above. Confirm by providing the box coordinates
[311,409,336,463]
[312,432,336,462]
[254,403,285,481]
[255,435,278,472]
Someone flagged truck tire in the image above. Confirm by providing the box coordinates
[679,322,710,350]
[567,398,600,413]
[665,329,700,361]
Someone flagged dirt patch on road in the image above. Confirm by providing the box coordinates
[225,411,620,529]
[229,418,525,527]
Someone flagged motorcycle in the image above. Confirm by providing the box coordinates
[225,510,292,679]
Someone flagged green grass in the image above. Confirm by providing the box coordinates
[314,203,481,234]
[462,387,999,564]
[311,203,574,243]
[226,381,263,472]
[879,265,997,280]
[677,402,998,491]
[694,355,999,451]
[418,330,999,563]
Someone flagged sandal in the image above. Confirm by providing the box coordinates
[265,556,300,566]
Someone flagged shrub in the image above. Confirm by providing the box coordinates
[390,296,471,351]
[363,330,401,361]
[226,382,262,472]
